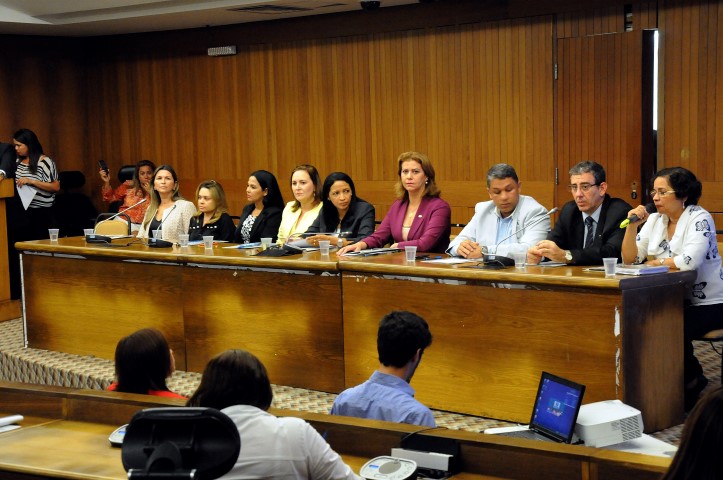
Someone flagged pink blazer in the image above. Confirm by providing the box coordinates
[362,196,451,253]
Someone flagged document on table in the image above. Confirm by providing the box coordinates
[422,257,477,264]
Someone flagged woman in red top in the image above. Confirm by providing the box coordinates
[107,328,185,399]
[99,159,155,228]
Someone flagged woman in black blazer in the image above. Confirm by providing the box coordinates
[305,172,376,248]
[233,170,285,244]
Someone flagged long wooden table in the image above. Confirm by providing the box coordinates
[0,382,671,480]
[17,237,343,392]
[16,238,694,431]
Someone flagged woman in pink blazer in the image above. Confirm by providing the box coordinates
[339,151,451,254]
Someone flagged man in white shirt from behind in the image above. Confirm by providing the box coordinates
[447,163,550,259]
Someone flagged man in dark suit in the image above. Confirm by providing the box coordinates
[0,141,23,299]
[528,161,631,266]
[0,142,14,180]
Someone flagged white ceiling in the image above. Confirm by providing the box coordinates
[0,0,418,37]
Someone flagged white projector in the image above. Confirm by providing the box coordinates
[574,399,644,448]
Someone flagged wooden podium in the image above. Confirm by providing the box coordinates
[0,179,20,321]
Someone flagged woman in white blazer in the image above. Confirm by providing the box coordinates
[137,164,196,243]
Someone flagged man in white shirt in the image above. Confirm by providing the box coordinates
[447,164,550,259]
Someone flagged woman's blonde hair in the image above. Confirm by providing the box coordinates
[193,180,229,224]
[394,151,441,201]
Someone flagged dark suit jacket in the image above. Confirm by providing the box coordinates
[547,194,631,265]
[305,200,376,243]
[0,143,15,178]
[233,204,283,243]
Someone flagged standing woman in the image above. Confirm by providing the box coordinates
[12,128,60,240]
[99,159,155,231]
[188,180,235,242]
[276,164,323,245]
[621,167,723,411]
[305,172,376,248]
[137,165,196,243]
[339,151,451,254]
[233,170,285,244]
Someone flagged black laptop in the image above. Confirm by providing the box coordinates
[487,372,586,443]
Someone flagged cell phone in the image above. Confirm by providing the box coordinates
[98,159,109,174]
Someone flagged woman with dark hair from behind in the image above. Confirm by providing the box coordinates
[188,180,235,242]
[233,170,285,244]
[108,328,185,399]
[661,385,723,480]
[99,159,155,231]
[187,349,361,479]
[305,172,376,248]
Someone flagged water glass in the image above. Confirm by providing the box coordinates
[48,228,59,242]
[178,234,190,247]
[319,240,331,256]
[261,238,272,250]
[405,246,417,262]
[603,257,617,277]
[203,235,214,250]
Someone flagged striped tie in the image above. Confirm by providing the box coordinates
[584,216,595,248]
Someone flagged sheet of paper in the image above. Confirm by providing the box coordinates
[17,184,37,210]
[422,257,477,264]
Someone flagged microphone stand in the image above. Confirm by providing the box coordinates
[482,207,559,267]
[87,198,148,243]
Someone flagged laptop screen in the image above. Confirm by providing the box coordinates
[529,372,586,443]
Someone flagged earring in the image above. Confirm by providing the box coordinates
[425,180,428,185]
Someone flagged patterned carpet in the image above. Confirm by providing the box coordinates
[1,317,720,445]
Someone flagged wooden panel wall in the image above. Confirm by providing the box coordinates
[84,17,555,225]
[0,37,87,175]
[557,2,658,38]
[659,0,723,219]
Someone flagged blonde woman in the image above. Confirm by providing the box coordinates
[137,165,196,242]
[188,180,235,242]
[276,164,323,244]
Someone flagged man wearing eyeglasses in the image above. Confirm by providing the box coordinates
[528,161,631,265]
[447,164,549,259]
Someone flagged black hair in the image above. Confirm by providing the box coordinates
[186,349,273,411]
[114,328,173,394]
[320,172,363,228]
[249,170,285,209]
[654,167,702,206]
[13,128,44,174]
[377,311,433,368]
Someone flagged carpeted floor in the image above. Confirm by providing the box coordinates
[1,317,720,445]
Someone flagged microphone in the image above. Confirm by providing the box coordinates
[87,198,149,243]
[482,207,559,267]
[619,203,656,228]
[148,204,177,248]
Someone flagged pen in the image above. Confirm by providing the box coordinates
[416,255,443,260]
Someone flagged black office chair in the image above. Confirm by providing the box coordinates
[121,407,240,480]
[53,170,98,237]
[109,165,136,213]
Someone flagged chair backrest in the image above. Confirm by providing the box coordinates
[95,213,131,235]
[118,165,135,183]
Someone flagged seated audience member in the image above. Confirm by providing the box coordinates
[277,164,323,245]
[661,385,723,480]
[188,180,235,242]
[233,170,284,244]
[305,172,375,248]
[338,152,451,255]
[187,349,361,480]
[331,310,435,427]
[447,164,549,258]
[528,160,630,265]
[108,328,185,399]
[136,165,196,242]
[99,159,155,230]
[622,167,723,411]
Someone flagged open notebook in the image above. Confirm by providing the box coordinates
[485,372,586,443]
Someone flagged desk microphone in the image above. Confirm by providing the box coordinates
[147,204,176,248]
[619,203,656,228]
[482,207,559,267]
[87,198,148,243]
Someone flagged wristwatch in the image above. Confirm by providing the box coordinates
[564,250,573,263]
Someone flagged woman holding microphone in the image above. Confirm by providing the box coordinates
[621,167,723,411]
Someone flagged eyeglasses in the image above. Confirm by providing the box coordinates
[651,189,676,198]
[567,183,599,193]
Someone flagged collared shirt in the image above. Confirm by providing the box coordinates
[330,371,436,427]
[220,405,361,480]
[494,213,515,246]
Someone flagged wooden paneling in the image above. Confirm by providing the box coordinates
[556,31,650,204]
[83,17,554,226]
[659,0,723,213]
[557,2,658,39]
